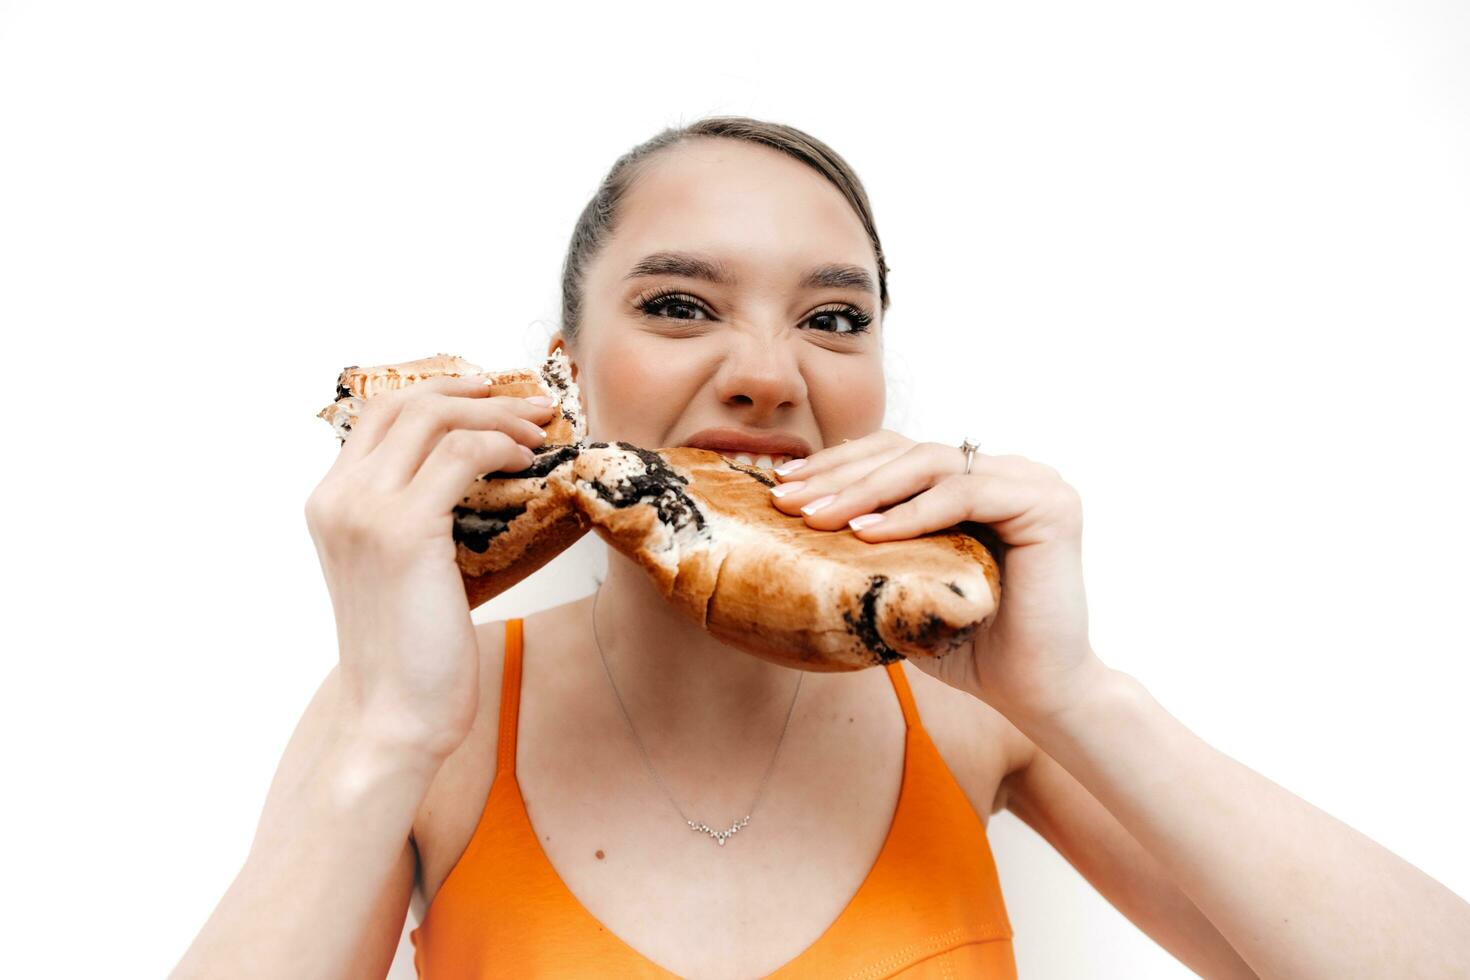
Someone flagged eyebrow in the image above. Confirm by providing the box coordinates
[622,250,877,297]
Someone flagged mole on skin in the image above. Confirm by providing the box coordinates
[595,849,606,860]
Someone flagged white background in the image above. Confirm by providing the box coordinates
[2,1,1466,977]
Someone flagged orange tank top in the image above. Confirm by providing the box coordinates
[409,618,1017,978]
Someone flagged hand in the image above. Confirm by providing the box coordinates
[768,431,1109,726]
[304,375,557,759]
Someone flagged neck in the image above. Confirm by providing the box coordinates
[585,551,809,745]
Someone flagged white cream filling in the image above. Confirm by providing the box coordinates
[541,347,587,443]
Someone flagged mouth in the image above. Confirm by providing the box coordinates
[680,427,812,467]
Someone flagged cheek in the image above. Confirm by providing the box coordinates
[603,343,664,400]
[583,336,686,438]
[813,360,886,433]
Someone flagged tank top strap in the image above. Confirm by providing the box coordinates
[494,618,525,778]
[882,660,922,729]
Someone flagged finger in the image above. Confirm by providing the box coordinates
[366,394,554,492]
[769,443,911,511]
[337,375,494,466]
[775,430,903,481]
[790,442,962,530]
[979,452,1061,483]
[408,428,538,517]
[844,473,1034,542]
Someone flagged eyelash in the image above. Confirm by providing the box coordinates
[632,287,874,336]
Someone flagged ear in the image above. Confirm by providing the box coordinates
[546,332,578,383]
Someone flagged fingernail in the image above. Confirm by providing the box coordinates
[801,494,836,516]
[527,395,555,406]
[770,481,805,498]
[848,513,885,531]
[774,458,806,476]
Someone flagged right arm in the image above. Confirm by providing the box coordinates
[169,665,440,980]
[170,371,557,979]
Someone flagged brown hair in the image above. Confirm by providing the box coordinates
[558,115,891,349]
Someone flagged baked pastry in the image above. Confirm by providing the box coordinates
[318,351,1003,671]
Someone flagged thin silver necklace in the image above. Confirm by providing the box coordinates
[591,581,803,846]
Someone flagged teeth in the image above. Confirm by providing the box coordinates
[718,452,793,469]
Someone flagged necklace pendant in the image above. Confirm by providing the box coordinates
[688,815,751,846]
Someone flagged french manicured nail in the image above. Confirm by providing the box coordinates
[801,494,837,516]
[527,395,555,406]
[848,513,885,531]
[769,481,805,498]
[774,458,807,476]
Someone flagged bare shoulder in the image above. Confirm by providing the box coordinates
[897,661,1037,821]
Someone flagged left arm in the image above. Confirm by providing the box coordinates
[997,728,1258,979]
[1008,659,1470,980]
[772,432,1470,979]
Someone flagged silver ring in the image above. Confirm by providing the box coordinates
[958,438,979,475]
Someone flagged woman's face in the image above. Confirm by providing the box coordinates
[559,138,886,458]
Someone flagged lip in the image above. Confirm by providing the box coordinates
[680,427,813,458]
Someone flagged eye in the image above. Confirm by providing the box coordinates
[807,304,874,336]
[632,287,873,337]
[635,289,711,322]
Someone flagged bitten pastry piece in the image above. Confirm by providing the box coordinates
[317,349,592,603]
[549,443,1001,671]
[317,351,1001,671]
[316,350,586,446]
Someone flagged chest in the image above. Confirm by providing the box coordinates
[516,717,907,976]
[413,662,1008,978]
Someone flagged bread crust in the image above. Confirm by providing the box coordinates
[319,352,1002,671]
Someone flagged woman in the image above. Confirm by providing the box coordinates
[171,117,1470,979]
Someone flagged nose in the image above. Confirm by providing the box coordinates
[711,334,806,416]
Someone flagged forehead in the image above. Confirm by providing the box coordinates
[604,139,876,284]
